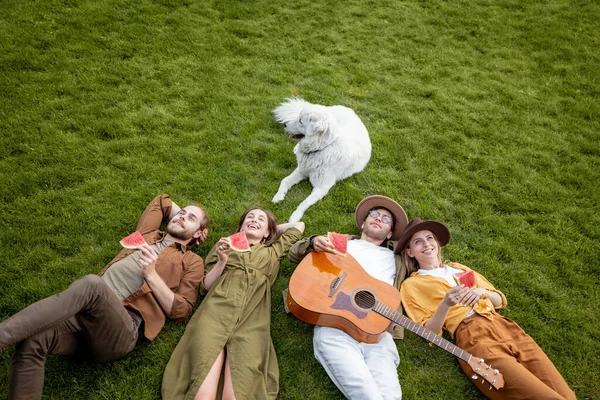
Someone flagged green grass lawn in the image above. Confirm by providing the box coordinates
[1,0,599,398]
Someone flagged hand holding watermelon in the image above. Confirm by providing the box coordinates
[327,232,348,256]
[310,235,340,255]
[137,244,159,277]
[215,238,232,263]
[453,270,476,288]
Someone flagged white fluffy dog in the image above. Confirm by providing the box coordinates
[272,97,372,222]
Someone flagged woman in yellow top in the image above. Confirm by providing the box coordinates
[162,208,304,400]
[397,217,575,400]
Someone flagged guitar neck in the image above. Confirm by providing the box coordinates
[373,302,471,363]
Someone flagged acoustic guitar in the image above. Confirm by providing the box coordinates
[287,251,505,391]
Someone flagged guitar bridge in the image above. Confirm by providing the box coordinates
[329,272,347,297]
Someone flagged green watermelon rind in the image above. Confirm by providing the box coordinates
[229,231,251,252]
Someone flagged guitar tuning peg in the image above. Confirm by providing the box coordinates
[489,385,492,391]
[486,365,491,370]
[494,369,499,375]
[483,373,488,378]
[481,379,485,384]
[476,368,480,372]
[492,380,496,384]
[479,358,485,364]
[471,374,478,380]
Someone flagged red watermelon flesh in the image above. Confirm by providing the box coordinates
[328,232,348,256]
[120,231,146,249]
[229,231,251,252]
[454,270,476,288]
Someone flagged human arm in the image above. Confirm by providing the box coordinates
[202,238,231,290]
[277,221,305,234]
[423,285,473,334]
[310,235,340,254]
[100,194,175,276]
[288,232,345,263]
[423,284,501,334]
[137,244,204,319]
[138,244,175,314]
[168,201,181,220]
[135,194,174,235]
[446,262,507,309]
[472,288,503,307]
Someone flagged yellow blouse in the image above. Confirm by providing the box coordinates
[400,261,507,338]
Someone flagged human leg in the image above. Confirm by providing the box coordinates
[9,318,80,400]
[0,274,135,355]
[455,316,573,400]
[363,332,402,400]
[5,275,137,399]
[313,326,384,400]
[222,354,237,400]
[194,348,226,400]
[502,319,576,400]
[69,275,138,362]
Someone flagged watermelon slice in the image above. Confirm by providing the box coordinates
[327,232,348,256]
[454,270,476,288]
[120,231,146,249]
[229,231,251,252]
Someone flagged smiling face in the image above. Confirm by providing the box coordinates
[360,207,394,242]
[405,230,442,269]
[239,208,271,244]
[167,205,206,242]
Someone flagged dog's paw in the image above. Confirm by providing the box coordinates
[272,192,286,203]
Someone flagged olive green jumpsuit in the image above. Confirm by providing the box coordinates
[162,228,302,400]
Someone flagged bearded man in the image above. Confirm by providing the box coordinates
[0,194,208,400]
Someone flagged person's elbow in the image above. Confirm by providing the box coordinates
[166,297,193,321]
[295,222,306,233]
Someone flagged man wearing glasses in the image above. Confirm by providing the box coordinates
[287,195,409,400]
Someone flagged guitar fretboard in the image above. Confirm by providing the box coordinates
[373,302,471,362]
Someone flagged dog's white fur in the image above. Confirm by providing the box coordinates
[272,97,372,222]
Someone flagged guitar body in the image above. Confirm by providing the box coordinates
[287,252,401,344]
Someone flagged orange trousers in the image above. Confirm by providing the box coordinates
[455,314,575,400]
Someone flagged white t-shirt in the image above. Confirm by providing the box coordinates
[347,239,396,285]
[416,264,462,286]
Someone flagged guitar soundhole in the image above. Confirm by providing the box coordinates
[354,290,376,310]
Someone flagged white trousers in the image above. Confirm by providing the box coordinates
[313,326,402,400]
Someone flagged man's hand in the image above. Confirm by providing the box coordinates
[138,244,159,277]
[137,243,175,315]
[312,235,339,254]
[198,228,209,244]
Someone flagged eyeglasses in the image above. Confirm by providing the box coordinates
[369,209,393,225]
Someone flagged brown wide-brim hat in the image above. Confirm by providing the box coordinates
[355,195,408,241]
[394,217,450,254]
